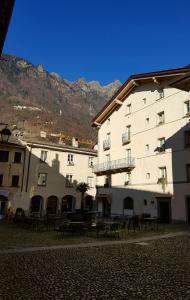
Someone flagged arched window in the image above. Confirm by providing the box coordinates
[30,195,43,214]
[61,195,75,213]
[124,197,134,210]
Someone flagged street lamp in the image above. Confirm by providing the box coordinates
[0,127,11,142]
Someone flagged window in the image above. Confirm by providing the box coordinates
[126,104,131,114]
[14,152,22,163]
[87,176,94,188]
[157,88,164,99]
[159,167,167,178]
[184,100,190,115]
[144,199,147,206]
[126,125,131,139]
[186,164,190,182]
[184,130,190,147]
[157,111,165,125]
[67,154,74,165]
[125,172,131,185]
[124,197,133,210]
[0,151,9,162]
[146,117,149,125]
[40,150,47,163]
[158,137,165,152]
[145,144,149,151]
[126,149,131,160]
[107,118,110,125]
[65,174,73,187]
[143,98,146,104]
[11,175,19,187]
[88,157,94,167]
[37,173,47,186]
[146,173,150,179]
[0,175,3,186]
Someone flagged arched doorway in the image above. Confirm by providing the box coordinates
[0,195,8,217]
[46,196,58,215]
[85,195,94,211]
[123,196,134,216]
[61,195,75,213]
[30,195,43,215]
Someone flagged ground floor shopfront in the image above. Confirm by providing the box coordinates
[96,185,190,223]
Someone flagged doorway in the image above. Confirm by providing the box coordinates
[157,197,171,223]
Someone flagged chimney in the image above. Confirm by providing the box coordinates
[72,137,78,147]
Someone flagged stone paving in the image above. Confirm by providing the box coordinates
[0,236,190,300]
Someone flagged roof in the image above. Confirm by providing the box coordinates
[24,139,97,156]
[168,71,190,91]
[92,65,190,126]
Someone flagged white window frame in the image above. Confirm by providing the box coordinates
[40,150,47,163]
[65,174,73,187]
[157,88,164,99]
[88,157,94,167]
[87,176,94,188]
[159,167,167,179]
[146,173,150,179]
[157,111,165,125]
[38,173,47,186]
[126,104,131,115]
[158,137,165,152]
[67,154,74,166]
[145,144,149,151]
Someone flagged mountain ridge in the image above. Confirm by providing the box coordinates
[0,54,121,144]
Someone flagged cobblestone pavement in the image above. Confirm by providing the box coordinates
[0,236,190,300]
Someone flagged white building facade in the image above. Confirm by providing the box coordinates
[14,140,97,216]
[93,66,190,223]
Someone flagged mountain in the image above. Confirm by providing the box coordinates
[0,54,121,145]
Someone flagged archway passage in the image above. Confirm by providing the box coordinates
[61,195,75,213]
[46,196,58,215]
[123,196,134,216]
[85,195,94,211]
[0,195,8,216]
[30,195,43,215]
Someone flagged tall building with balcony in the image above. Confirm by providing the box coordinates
[92,66,190,223]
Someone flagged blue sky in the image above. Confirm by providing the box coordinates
[4,0,190,85]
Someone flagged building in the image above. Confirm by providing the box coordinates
[0,138,25,218]
[92,65,190,223]
[19,139,97,216]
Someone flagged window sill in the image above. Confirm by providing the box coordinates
[125,113,132,117]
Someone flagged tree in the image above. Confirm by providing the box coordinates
[76,182,89,210]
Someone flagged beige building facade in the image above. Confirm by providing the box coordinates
[18,140,97,216]
[93,66,190,223]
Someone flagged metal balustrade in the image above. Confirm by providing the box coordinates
[122,132,131,145]
[93,157,135,174]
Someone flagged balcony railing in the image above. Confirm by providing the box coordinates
[103,139,111,150]
[93,157,135,175]
[122,132,131,145]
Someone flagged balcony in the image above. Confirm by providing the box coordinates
[122,132,131,145]
[93,157,135,175]
[103,139,111,150]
